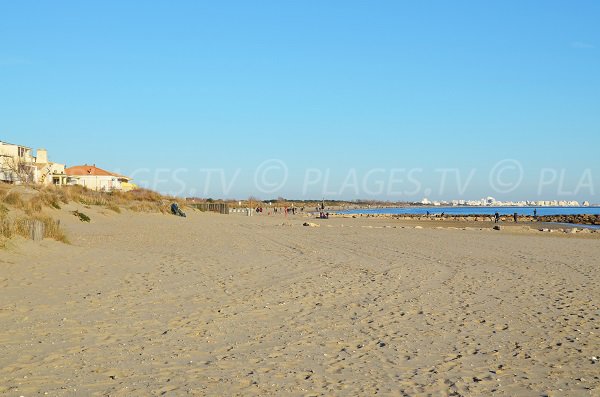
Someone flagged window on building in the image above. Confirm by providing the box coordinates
[18,147,25,157]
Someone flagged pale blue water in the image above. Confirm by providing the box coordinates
[338,206,600,217]
[336,206,600,229]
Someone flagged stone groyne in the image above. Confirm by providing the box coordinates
[335,213,600,226]
[536,214,600,226]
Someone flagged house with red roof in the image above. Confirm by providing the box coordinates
[66,164,135,192]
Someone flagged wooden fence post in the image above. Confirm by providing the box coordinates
[30,220,45,241]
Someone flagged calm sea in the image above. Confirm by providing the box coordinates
[337,206,600,217]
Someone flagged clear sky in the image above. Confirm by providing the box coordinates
[1,1,599,201]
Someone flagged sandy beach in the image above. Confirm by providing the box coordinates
[1,207,599,396]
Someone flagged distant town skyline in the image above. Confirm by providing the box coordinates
[1,1,599,201]
[420,197,592,208]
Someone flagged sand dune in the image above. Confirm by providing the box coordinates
[1,207,599,396]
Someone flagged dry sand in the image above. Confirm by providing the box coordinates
[1,207,599,396]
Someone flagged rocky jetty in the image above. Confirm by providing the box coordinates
[537,214,600,226]
[335,213,600,226]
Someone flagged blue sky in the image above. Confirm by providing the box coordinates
[1,1,599,201]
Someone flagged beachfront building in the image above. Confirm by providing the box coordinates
[66,165,135,192]
[0,141,36,184]
[0,141,67,185]
[33,148,68,186]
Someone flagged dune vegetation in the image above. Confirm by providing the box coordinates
[0,184,186,246]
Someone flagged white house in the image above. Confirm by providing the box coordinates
[0,140,35,184]
[66,164,134,192]
[33,148,68,186]
[1,141,66,185]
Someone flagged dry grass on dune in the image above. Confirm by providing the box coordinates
[106,203,121,213]
[0,185,185,212]
[0,213,68,245]
[3,185,186,215]
[0,184,182,246]
[2,190,24,208]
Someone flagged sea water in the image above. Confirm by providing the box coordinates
[337,206,600,217]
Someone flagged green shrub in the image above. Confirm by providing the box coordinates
[72,210,91,223]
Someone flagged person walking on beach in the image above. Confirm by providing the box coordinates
[513,212,518,223]
[494,212,500,224]
[534,208,537,219]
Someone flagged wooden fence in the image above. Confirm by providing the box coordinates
[28,219,45,241]
[190,203,230,214]
[9,219,47,241]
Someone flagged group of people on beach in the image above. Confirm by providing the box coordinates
[494,212,518,223]
[494,209,538,224]
[248,205,334,219]
[253,206,301,216]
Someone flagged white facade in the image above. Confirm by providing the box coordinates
[0,141,36,184]
[36,162,68,186]
[34,148,68,185]
[1,142,67,185]
[67,175,124,191]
